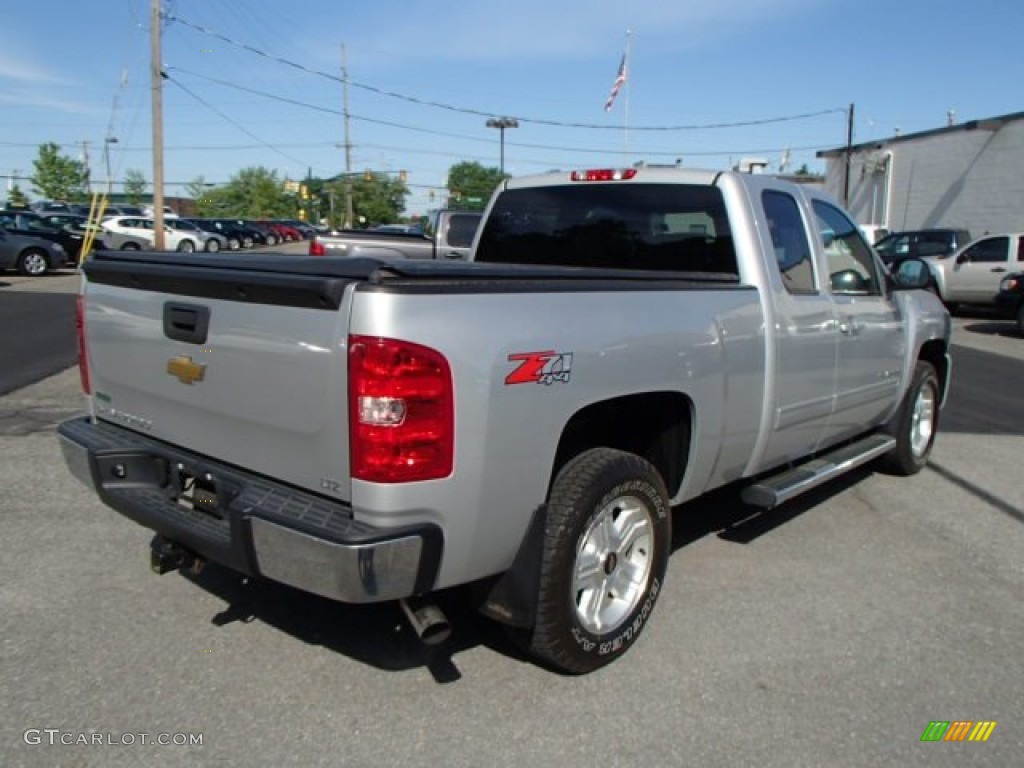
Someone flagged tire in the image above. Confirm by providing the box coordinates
[205,239,221,253]
[227,237,240,250]
[120,242,140,251]
[17,248,50,276]
[530,447,671,674]
[177,239,196,253]
[243,237,254,249]
[878,361,940,476]
[265,234,278,246]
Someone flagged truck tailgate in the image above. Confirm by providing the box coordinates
[80,252,363,502]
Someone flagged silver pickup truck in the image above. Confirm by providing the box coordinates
[309,209,481,260]
[59,167,950,674]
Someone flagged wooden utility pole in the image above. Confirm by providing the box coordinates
[151,0,166,249]
[342,44,354,229]
[843,103,854,207]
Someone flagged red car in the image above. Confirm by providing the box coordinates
[263,222,302,242]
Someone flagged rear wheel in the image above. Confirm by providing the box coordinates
[17,248,50,276]
[227,237,240,250]
[265,234,278,246]
[205,238,221,253]
[177,239,196,253]
[530,448,671,674]
[879,361,940,476]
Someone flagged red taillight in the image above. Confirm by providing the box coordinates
[309,239,326,256]
[76,294,91,394]
[570,168,637,182]
[348,335,453,483]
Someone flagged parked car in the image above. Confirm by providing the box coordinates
[276,219,318,239]
[0,229,67,276]
[142,204,179,220]
[101,216,201,252]
[241,220,280,246]
[98,230,152,252]
[929,233,1024,312]
[874,228,972,267]
[196,219,253,249]
[262,221,301,242]
[166,218,227,252]
[0,210,83,263]
[994,272,1024,335]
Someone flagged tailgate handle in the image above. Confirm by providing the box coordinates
[163,302,210,344]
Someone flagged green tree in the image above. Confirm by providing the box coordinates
[446,161,505,210]
[201,166,296,218]
[319,172,407,228]
[7,183,29,208]
[185,176,218,216]
[124,169,148,203]
[30,142,89,201]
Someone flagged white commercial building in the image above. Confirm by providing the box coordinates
[818,110,1024,236]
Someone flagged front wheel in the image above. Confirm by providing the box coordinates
[530,448,671,674]
[265,234,278,246]
[205,238,221,253]
[17,248,50,276]
[177,239,196,253]
[878,361,940,475]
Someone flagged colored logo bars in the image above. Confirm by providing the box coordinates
[920,721,997,742]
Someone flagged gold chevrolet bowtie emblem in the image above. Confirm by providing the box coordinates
[167,355,206,385]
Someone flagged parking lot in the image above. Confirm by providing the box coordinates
[1,271,1022,767]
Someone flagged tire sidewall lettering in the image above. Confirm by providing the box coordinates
[572,576,662,656]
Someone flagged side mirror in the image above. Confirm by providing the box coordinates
[892,258,932,290]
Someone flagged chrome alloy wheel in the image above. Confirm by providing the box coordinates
[572,494,654,634]
[910,383,936,458]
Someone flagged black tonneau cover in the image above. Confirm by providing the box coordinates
[82,250,743,307]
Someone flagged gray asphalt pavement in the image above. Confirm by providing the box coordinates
[0,273,1022,767]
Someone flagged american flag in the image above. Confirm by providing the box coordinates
[604,53,627,112]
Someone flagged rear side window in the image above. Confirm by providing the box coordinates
[963,237,1009,263]
[762,190,815,293]
[444,214,481,248]
[475,183,737,275]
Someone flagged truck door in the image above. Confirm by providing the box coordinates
[758,189,839,466]
[950,235,1012,302]
[811,199,903,444]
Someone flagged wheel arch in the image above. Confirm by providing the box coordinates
[918,339,950,405]
[549,391,694,499]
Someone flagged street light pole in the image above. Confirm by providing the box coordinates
[486,117,518,174]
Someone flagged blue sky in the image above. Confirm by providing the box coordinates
[2,0,1022,215]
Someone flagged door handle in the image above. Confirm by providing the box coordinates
[990,267,1007,273]
[838,318,860,336]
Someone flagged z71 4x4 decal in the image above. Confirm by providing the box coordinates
[505,351,573,386]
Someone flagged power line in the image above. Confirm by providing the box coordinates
[164,12,847,132]
[165,69,834,160]
[166,75,310,167]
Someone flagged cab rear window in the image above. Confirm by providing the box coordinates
[475,184,737,275]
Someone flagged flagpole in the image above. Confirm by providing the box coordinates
[624,29,632,162]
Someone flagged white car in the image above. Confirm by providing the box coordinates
[101,216,200,252]
[142,205,179,220]
[930,232,1024,310]
[166,219,228,252]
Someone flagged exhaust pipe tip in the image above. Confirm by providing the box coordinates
[400,598,452,646]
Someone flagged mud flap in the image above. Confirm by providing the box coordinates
[478,505,547,629]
